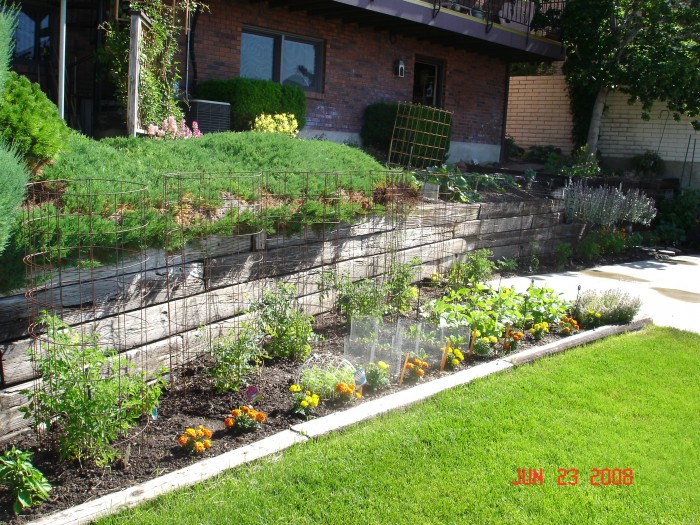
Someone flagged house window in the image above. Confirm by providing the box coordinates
[241,28,323,92]
[14,9,51,62]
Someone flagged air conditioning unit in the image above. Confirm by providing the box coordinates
[184,99,231,134]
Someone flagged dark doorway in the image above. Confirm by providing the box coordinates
[412,59,443,107]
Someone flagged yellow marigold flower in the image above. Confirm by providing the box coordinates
[595,312,601,318]
[310,396,319,407]
[203,439,212,449]
[377,361,388,370]
[255,411,266,423]
[231,409,242,418]
[289,384,302,393]
[224,417,234,428]
[178,435,189,446]
[454,349,464,360]
[184,428,196,439]
[489,336,498,344]
[472,329,481,337]
[300,400,309,407]
[196,429,204,438]
[306,391,312,397]
[194,442,205,454]
[451,358,460,367]
[355,392,362,399]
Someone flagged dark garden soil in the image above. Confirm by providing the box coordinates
[1,289,574,525]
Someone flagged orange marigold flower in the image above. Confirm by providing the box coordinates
[201,427,212,439]
[416,368,425,377]
[194,442,205,454]
[178,435,189,446]
[255,412,266,423]
[184,428,196,439]
[421,361,429,369]
[203,439,212,449]
[224,417,234,428]
[335,383,344,393]
[406,362,414,370]
[240,406,249,413]
[231,409,242,418]
[504,342,511,350]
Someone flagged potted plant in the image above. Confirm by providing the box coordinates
[471,1,485,18]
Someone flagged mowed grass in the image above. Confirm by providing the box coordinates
[100,326,699,525]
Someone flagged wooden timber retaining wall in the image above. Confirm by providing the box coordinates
[0,197,584,442]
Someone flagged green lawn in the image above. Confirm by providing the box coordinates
[99,326,700,524]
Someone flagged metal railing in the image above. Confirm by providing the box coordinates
[429,0,566,39]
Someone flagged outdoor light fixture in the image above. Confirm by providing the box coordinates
[394,59,405,78]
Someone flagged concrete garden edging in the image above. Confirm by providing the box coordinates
[26,317,652,525]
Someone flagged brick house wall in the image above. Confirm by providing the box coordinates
[506,74,573,155]
[191,0,509,163]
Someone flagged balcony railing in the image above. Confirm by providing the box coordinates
[429,0,566,40]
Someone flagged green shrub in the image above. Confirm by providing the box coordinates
[21,314,164,467]
[196,78,306,131]
[554,241,573,269]
[0,2,18,96]
[578,233,602,261]
[0,72,69,173]
[573,289,641,327]
[654,189,700,247]
[632,150,665,179]
[360,102,398,152]
[0,144,27,256]
[385,258,420,315]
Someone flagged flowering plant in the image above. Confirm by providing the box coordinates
[528,321,550,341]
[146,116,202,140]
[580,308,603,329]
[365,361,391,390]
[472,330,499,357]
[502,330,524,353]
[404,356,429,381]
[224,406,267,432]
[558,315,580,335]
[335,382,362,402]
[444,346,465,370]
[252,113,299,138]
[177,425,212,454]
[290,384,320,418]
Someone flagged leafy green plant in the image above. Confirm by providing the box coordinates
[300,365,355,400]
[559,145,601,178]
[447,249,495,289]
[210,323,263,393]
[364,361,391,391]
[578,234,602,261]
[21,314,164,467]
[334,274,386,320]
[522,285,569,325]
[0,72,69,173]
[554,241,573,269]
[654,189,700,248]
[252,283,315,361]
[496,257,518,273]
[385,257,420,315]
[572,289,641,327]
[0,447,51,514]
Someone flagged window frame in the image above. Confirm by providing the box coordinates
[240,26,324,93]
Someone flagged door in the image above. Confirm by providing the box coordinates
[412,59,443,107]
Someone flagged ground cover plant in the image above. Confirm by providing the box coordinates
[95,326,699,525]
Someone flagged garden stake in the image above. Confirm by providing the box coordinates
[469,331,476,357]
[398,353,410,385]
[440,340,451,371]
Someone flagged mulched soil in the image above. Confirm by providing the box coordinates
[2,278,573,525]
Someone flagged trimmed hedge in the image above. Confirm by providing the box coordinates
[196,78,306,131]
[360,102,398,152]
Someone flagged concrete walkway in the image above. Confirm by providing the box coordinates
[497,255,700,334]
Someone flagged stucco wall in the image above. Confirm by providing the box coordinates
[506,75,574,155]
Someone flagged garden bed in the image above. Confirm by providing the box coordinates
[1,283,617,525]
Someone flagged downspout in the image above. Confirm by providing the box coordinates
[58,0,67,120]
[499,61,511,165]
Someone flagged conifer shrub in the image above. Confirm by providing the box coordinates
[0,145,27,255]
[0,72,69,173]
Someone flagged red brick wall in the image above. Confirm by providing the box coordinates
[192,0,508,145]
